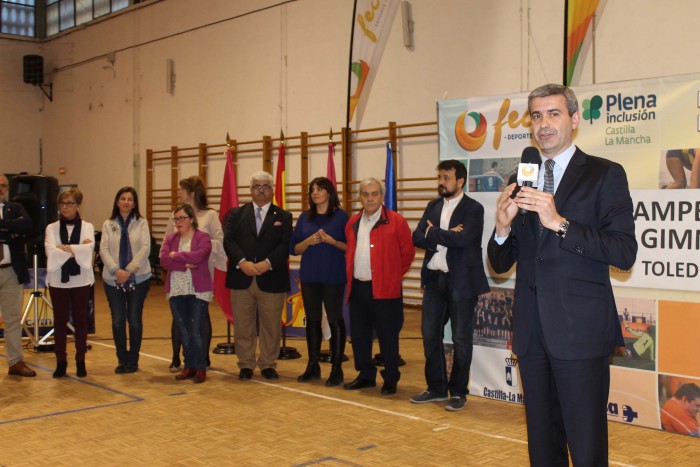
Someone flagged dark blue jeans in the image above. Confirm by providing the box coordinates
[104,280,150,366]
[169,295,208,371]
[421,271,478,397]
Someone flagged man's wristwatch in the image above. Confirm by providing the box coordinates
[555,219,570,238]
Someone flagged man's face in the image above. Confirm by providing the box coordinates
[360,182,383,216]
[250,178,273,207]
[0,176,8,202]
[683,397,700,418]
[529,94,580,158]
[437,169,464,198]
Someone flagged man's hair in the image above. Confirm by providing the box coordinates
[249,171,273,187]
[358,177,385,196]
[58,188,83,205]
[436,159,468,184]
[528,83,579,116]
[173,203,198,229]
[179,176,209,210]
[674,383,700,401]
[110,186,142,220]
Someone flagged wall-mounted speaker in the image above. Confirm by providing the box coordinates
[23,55,44,86]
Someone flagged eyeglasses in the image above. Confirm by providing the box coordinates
[59,202,78,207]
[252,184,272,191]
[0,184,8,189]
[173,216,191,223]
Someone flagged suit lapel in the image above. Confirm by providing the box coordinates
[554,148,586,209]
[430,198,444,227]
[258,205,277,236]
[245,203,257,237]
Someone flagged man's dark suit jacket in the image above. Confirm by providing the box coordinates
[488,148,637,360]
[413,194,490,299]
[0,201,32,284]
[223,202,292,293]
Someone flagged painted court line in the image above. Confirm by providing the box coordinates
[85,341,639,466]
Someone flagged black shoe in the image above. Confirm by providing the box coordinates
[261,368,279,380]
[76,361,87,378]
[381,381,397,395]
[114,364,127,374]
[297,362,321,382]
[124,363,139,374]
[343,376,376,390]
[239,368,253,380]
[53,361,68,378]
[325,367,344,387]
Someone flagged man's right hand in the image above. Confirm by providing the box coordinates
[239,260,261,276]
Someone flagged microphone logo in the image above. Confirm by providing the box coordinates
[517,163,539,186]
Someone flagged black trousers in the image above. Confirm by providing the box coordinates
[348,279,403,383]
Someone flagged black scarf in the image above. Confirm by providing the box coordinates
[59,213,82,283]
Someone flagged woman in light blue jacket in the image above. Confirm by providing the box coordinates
[100,187,151,374]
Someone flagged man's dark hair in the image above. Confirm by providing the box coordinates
[528,83,579,116]
[674,383,700,401]
[436,159,468,184]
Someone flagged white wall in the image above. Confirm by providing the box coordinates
[1,0,700,224]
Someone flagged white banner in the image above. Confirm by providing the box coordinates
[439,73,700,293]
[348,0,400,125]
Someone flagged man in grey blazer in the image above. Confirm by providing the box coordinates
[411,160,489,411]
[488,84,637,466]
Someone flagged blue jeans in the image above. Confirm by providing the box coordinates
[104,280,150,366]
[421,271,478,397]
[169,295,208,371]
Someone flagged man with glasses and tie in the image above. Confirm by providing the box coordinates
[487,84,637,466]
[223,171,292,381]
[0,174,36,377]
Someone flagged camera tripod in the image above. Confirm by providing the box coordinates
[20,253,74,351]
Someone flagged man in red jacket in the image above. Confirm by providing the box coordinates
[343,177,415,396]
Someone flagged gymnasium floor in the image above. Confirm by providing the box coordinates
[1,279,698,466]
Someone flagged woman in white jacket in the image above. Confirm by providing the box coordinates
[45,188,94,378]
[100,187,151,374]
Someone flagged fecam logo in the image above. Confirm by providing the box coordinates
[608,402,639,423]
[582,95,603,124]
[455,111,487,151]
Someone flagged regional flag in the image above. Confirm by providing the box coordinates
[215,146,239,324]
[384,141,397,211]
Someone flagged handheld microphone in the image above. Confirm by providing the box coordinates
[515,146,541,215]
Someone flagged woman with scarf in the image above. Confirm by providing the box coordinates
[100,187,151,374]
[45,188,95,378]
[160,204,212,384]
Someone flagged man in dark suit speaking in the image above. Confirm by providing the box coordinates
[487,84,637,466]
[411,160,490,411]
[224,171,292,381]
